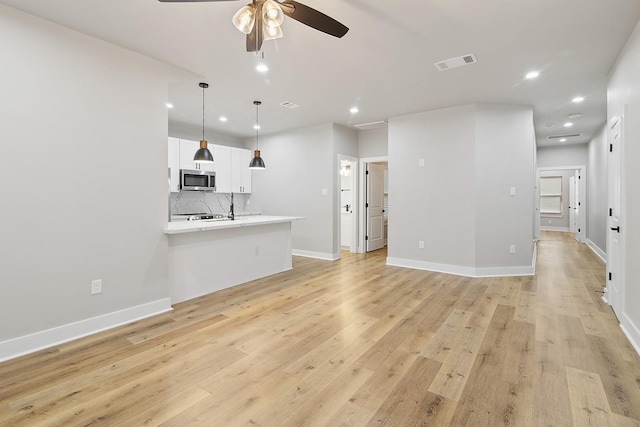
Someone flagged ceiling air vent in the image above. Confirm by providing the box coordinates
[280,101,300,109]
[354,120,388,130]
[434,53,478,71]
[547,133,582,140]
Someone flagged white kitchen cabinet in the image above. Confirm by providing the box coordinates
[168,137,181,193]
[209,145,252,194]
[212,144,232,194]
[230,147,252,193]
[179,139,214,172]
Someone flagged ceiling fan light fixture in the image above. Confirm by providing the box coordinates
[263,0,284,28]
[233,5,256,34]
[263,25,283,40]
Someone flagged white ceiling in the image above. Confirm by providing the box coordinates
[3,0,640,147]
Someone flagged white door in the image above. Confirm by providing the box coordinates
[573,170,581,242]
[534,169,541,240]
[569,176,576,235]
[606,117,623,314]
[366,163,385,252]
[340,161,354,248]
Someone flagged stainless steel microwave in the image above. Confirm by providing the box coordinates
[180,169,215,192]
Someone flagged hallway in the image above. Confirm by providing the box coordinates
[1,232,639,425]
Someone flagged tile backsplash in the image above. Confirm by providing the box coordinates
[170,191,252,217]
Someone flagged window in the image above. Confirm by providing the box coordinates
[540,176,562,215]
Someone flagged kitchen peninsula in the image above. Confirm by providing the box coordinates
[164,215,302,303]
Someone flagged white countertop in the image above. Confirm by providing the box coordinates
[164,215,303,235]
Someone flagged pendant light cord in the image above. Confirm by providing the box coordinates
[255,102,259,150]
[202,86,205,141]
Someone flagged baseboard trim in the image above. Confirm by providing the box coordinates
[585,239,607,263]
[292,249,339,261]
[620,312,640,358]
[0,298,173,363]
[385,257,535,278]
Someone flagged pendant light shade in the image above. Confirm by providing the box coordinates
[249,101,266,169]
[194,82,214,164]
[194,140,214,163]
[263,24,283,40]
[262,0,284,28]
[232,5,256,34]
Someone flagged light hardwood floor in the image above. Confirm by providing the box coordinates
[2,231,640,426]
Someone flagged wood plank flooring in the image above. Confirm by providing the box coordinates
[2,231,640,426]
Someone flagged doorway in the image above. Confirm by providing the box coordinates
[358,156,388,253]
[338,155,358,254]
[536,165,586,243]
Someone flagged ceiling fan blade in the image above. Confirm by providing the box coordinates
[246,3,264,52]
[280,0,348,38]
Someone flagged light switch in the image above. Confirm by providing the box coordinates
[510,187,516,196]
[419,159,425,167]
[321,188,328,196]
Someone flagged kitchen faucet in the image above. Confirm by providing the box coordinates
[228,192,235,220]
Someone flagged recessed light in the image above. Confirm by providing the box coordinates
[572,96,585,103]
[525,71,540,79]
[559,138,567,142]
[350,107,359,114]
[219,116,228,122]
[564,122,574,127]
[253,125,261,130]
[545,123,554,128]
[166,103,174,109]
[256,64,269,73]
[568,113,582,119]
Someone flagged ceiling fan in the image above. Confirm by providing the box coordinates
[158,0,349,52]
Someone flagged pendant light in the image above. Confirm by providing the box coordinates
[193,82,214,164]
[249,100,266,169]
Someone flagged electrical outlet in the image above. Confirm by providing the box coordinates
[91,279,102,295]
[510,245,516,254]
[255,246,260,256]
[510,187,516,196]
[418,241,425,249]
[419,159,425,167]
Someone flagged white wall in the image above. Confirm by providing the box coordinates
[387,104,535,276]
[169,122,244,148]
[246,123,336,258]
[358,127,388,157]
[388,105,477,268]
[537,144,588,167]
[474,104,536,270]
[587,125,608,253]
[0,6,189,356]
[608,19,640,353]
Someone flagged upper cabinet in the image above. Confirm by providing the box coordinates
[212,145,232,194]
[168,138,251,194]
[230,147,252,194]
[212,146,252,193]
[178,139,215,172]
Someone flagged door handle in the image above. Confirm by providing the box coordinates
[610,226,620,233]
